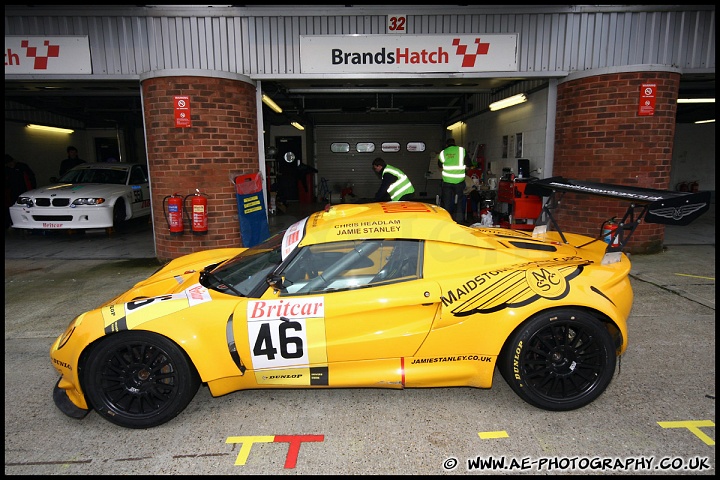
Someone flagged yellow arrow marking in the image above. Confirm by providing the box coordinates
[478,431,509,439]
[675,273,715,280]
[657,420,715,446]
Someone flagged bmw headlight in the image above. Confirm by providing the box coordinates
[16,196,33,207]
[72,198,106,206]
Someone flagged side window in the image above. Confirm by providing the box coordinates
[381,142,401,153]
[368,239,422,285]
[330,143,350,153]
[406,142,426,152]
[356,142,375,153]
[280,239,422,295]
[129,165,147,184]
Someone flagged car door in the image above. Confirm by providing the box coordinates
[238,239,443,372]
[128,164,151,216]
[319,279,442,362]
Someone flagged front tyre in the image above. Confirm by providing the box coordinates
[83,331,201,428]
[499,309,616,411]
[112,201,127,230]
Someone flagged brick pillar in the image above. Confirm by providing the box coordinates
[142,74,258,262]
[553,71,679,254]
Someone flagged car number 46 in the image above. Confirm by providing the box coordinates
[248,318,311,369]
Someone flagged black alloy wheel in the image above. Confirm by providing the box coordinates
[499,308,617,411]
[83,331,201,428]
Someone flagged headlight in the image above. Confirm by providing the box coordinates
[15,196,33,207]
[72,198,106,206]
[56,314,83,349]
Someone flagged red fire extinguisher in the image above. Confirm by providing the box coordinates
[185,189,209,235]
[602,218,620,247]
[162,193,184,236]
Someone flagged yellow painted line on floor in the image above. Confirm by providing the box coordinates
[478,431,509,439]
[675,273,715,280]
[657,420,715,446]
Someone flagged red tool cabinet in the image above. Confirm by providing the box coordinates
[497,179,543,230]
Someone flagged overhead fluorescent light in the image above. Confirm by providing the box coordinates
[677,98,715,104]
[695,119,715,124]
[489,93,527,111]
[291,121,305,131]
[446,121,465,130]
[26,124,75,134]
[261,94,283,113]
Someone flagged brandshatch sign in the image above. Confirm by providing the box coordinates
[300,34,518,74]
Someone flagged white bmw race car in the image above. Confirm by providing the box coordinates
[9,162,151,231]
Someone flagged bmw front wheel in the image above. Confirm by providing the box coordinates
[112,201,127,230]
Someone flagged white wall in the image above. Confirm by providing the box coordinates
[6,122,80,186]
[5,121,130,187]
[461,89,715,203]
[463,89,548,178]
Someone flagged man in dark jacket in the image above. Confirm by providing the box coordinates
[59,146,86,177]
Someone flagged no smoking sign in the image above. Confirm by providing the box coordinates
[638,84,656,116]
[174,95,192,128]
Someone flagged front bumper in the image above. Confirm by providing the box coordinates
[53,378,91,419]
[9,204,115,229]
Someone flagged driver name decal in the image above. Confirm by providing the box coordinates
[334,219,401,236]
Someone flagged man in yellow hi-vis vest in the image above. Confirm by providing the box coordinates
[437,138,467,222]
[372,157,415,201]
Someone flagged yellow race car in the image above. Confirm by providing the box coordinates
[50,178,711,428]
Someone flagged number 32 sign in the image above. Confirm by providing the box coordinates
[387,14,407,34]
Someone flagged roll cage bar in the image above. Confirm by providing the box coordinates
[524,177,711,253]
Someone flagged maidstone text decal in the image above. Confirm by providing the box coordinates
[300,34,518,74]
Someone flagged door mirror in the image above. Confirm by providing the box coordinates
[267,273,286,291]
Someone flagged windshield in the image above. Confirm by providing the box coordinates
[58,167,129,185]
[200,231,286,297]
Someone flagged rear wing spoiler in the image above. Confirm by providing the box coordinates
[524,176,711,252]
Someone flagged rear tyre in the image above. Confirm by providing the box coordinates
[83,331,201,428]
[499,309,616,411]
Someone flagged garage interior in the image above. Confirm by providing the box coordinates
[3,73,715,131]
